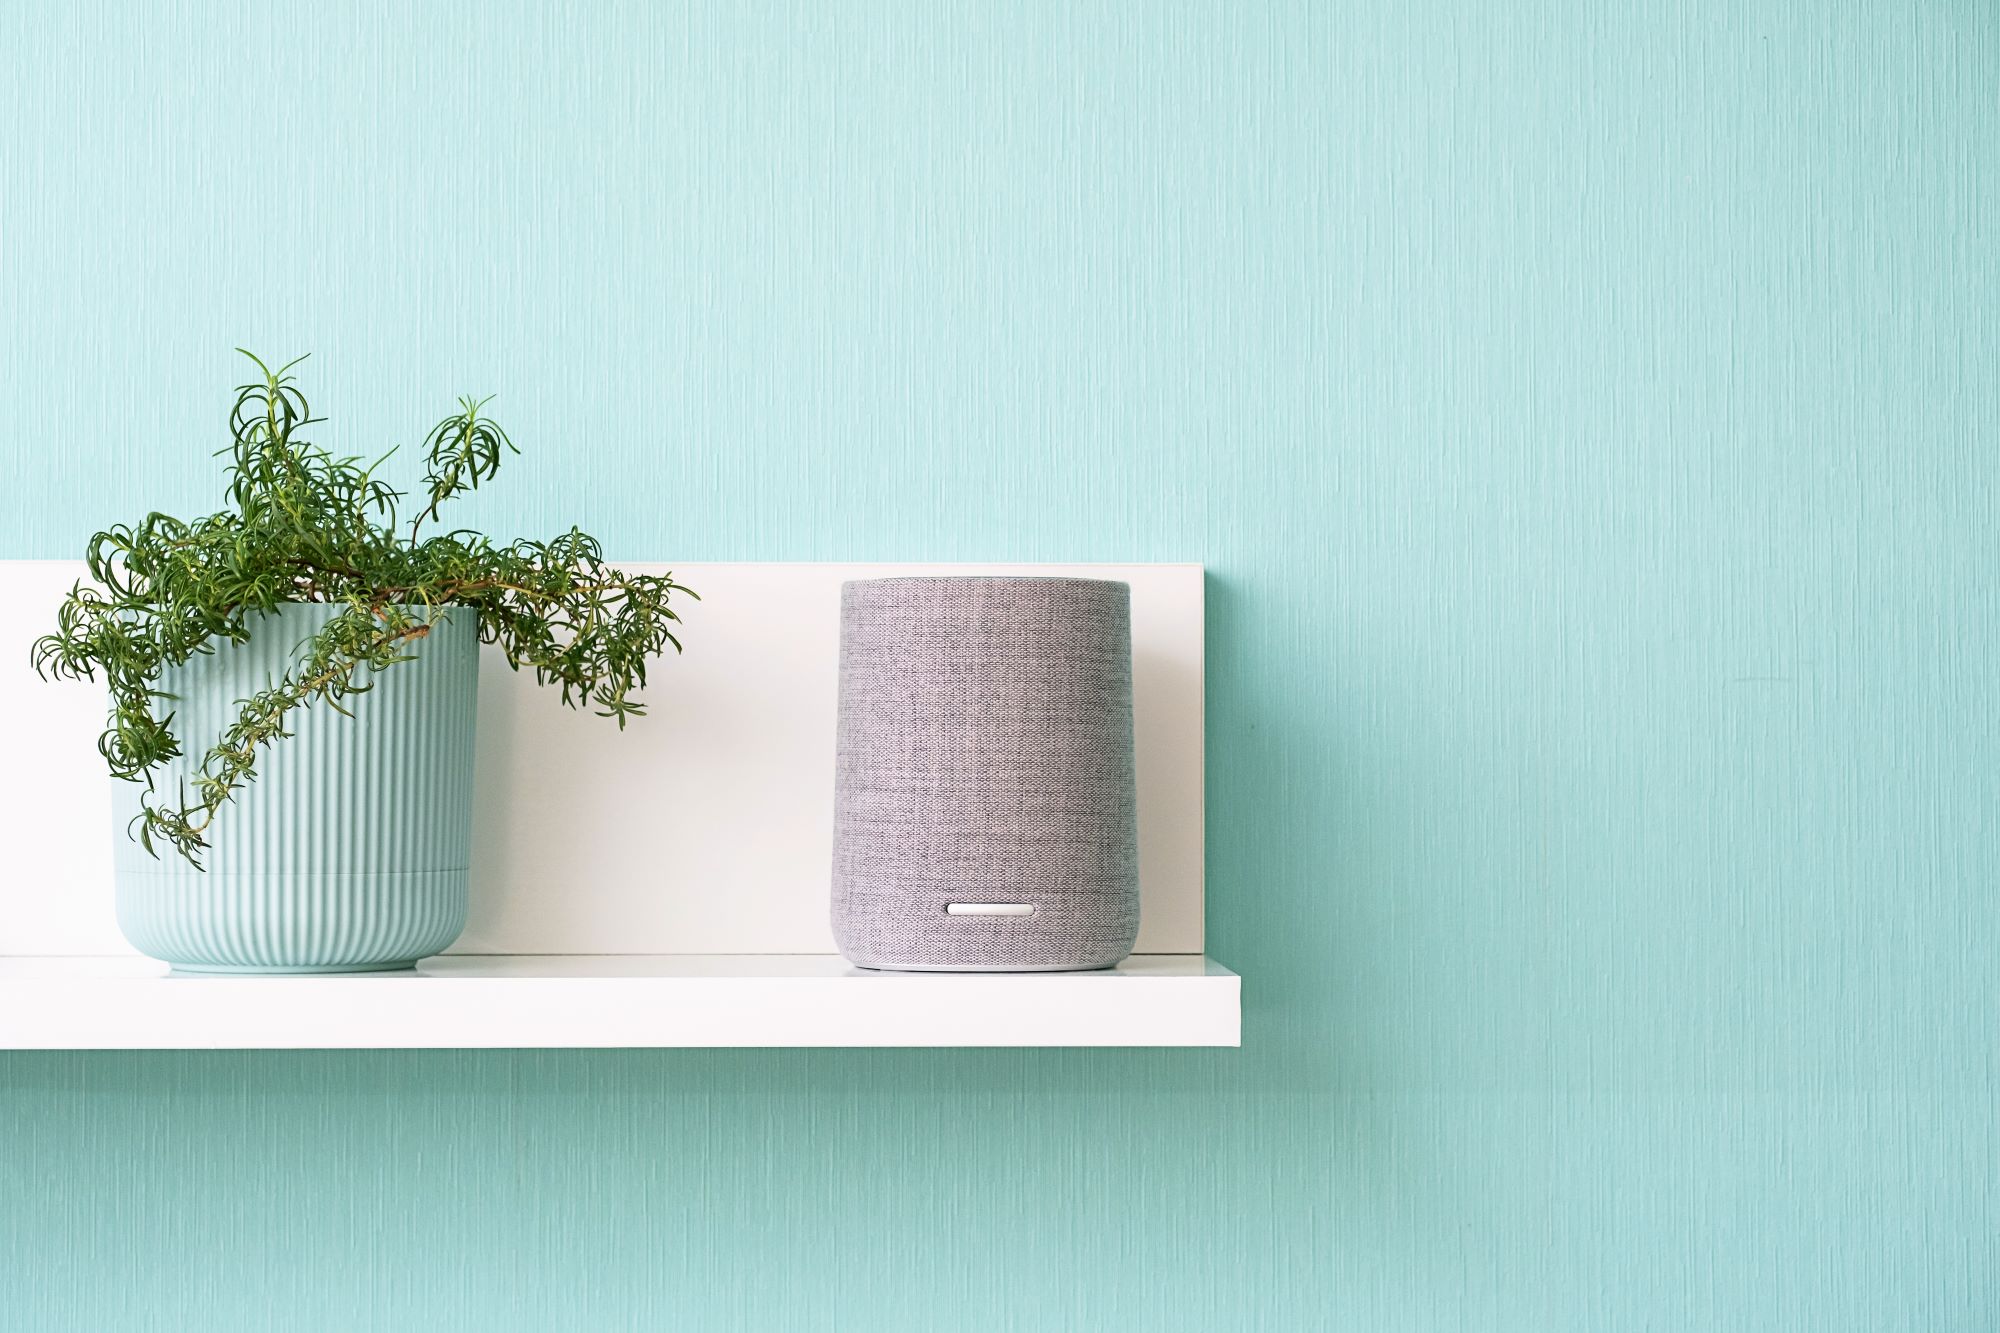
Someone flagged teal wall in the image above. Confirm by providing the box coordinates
[3,2,1994,1328]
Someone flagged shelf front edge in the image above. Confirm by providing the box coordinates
[0,955,1241,1050]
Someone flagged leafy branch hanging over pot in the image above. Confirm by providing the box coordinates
[33,351,693,867]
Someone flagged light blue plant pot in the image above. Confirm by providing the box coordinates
[113,603,479,973]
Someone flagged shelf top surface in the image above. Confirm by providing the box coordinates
[0,954,1236,982]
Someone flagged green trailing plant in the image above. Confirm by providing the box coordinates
[33,351,693,866]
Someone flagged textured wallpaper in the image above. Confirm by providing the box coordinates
[2,2,1995,1329]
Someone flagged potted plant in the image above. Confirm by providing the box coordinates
[33,352,692,972]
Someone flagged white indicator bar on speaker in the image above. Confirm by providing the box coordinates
[944,903,1035,917]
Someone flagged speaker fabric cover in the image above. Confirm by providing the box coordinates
[832,577,1140,971]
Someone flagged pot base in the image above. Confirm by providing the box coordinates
[115,867,470,976]
[168,959,423,976]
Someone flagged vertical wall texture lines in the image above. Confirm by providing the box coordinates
[1,0,1995,1329]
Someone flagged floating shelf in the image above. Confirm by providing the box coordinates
[0,563,1231,1053]
[0,955,1241,1050]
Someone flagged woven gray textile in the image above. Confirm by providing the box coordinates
[832,577,1140,971]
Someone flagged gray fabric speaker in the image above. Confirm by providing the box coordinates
[832,576,1141,972]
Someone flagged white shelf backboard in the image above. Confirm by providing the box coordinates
[0,562,1203,959]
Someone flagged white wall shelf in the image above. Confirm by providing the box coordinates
[0,955,1240,1050]
[0,562,1231,1051]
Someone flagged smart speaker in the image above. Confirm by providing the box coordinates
[832,576,1140,971]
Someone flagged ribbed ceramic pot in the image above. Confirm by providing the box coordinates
[113,603,479,973]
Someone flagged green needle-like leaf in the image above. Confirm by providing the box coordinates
[31,351,694,867]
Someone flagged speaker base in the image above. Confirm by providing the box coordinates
[848,959,1125,974]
